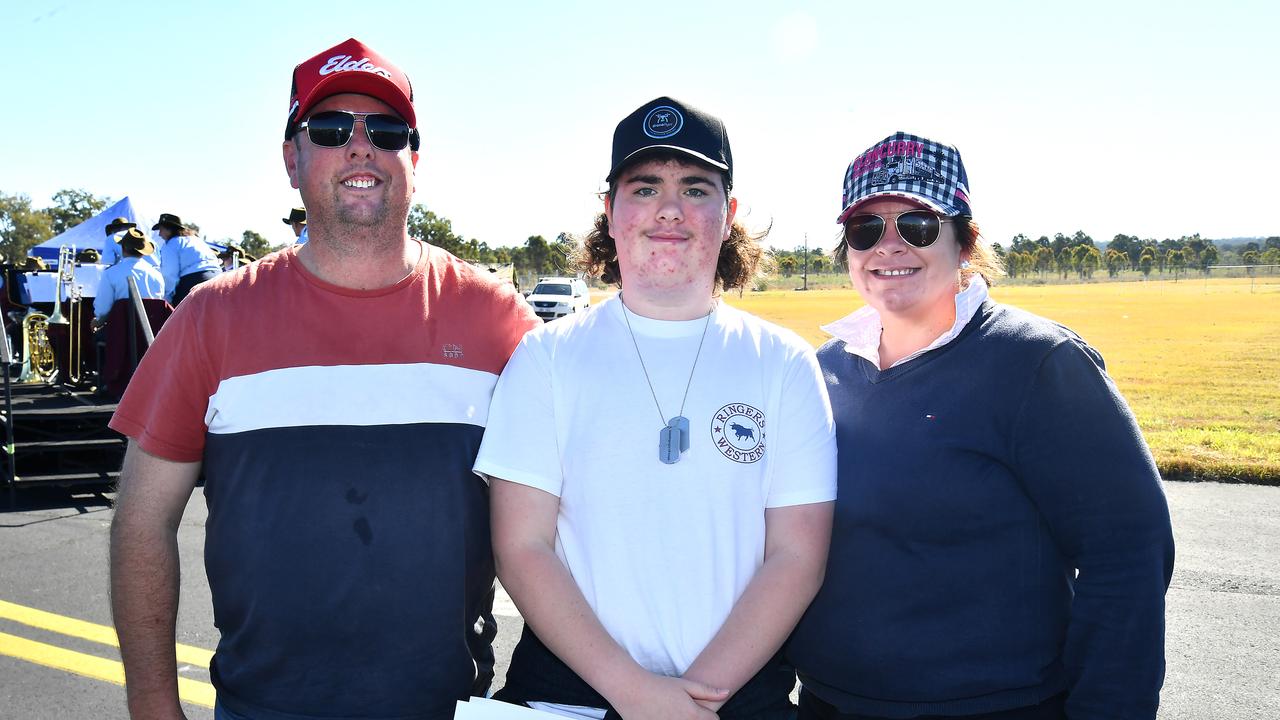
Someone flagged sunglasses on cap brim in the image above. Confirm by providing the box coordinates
[843,210,958,252]
[297,110,420,152]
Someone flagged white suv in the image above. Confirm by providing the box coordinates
[526,277,590,321]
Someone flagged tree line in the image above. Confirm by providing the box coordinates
[764,247,833,277]
[0,189,113,261]
[0,188,579,278]
[762,233,1280,282]
[995,232,1280,280]
[404,205,577,277]
[4,188,1278,281]
[0,188,225,261]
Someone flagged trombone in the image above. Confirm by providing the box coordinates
[67,281,84,385]
[47,245,74,326]
[45,244,86,385]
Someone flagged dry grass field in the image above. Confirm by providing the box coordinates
[711,277,1280,484]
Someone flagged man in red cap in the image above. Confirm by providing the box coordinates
[109,38,538,720]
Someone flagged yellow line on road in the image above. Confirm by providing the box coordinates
[0,599,213,668]
[0,631,215,708]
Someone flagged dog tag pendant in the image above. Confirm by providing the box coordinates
[659,425,681,464]
[668,416,690,453]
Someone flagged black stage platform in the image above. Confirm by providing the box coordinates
[1,382,125,492]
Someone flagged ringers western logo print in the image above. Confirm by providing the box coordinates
[712,403,765,464]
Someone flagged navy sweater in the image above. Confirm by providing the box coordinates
[788,301,1174,719]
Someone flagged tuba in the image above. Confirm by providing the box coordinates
[16,309,55,383]
[15,245,75,384]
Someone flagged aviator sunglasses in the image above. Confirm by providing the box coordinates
[297,110,421,152]
[844,210,957,252]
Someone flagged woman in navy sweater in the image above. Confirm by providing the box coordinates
[787,132,1175,720]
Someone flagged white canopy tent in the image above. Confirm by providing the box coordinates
[29,196,155,262]
[23,197,233,300]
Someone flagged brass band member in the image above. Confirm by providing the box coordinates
[93,228,165,322]
[152,213,221,305]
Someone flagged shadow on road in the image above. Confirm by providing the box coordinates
[0,485,114,523]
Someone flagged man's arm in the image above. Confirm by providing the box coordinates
[92,287,111,322]
[491,478,725,720]
[93,273,120,321]
[109,441,202,720]
[681,501,833,710]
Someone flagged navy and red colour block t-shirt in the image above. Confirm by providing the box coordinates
[110,243,539,720]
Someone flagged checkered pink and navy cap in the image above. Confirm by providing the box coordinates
[838,132,972,223]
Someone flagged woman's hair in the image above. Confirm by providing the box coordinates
[157,224,197,239]
[955,217,1003,287]
[575,150,767,290]
[831,212,1003,287]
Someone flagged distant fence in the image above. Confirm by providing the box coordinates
[996,264,1280,287]
[1201,264,1280,278]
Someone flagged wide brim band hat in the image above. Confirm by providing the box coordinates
[837,131,972,223]
[282,207,307,225]
[607,96,732,187]
[104,217,136,234]
[119,227,155,256]
[152,213,187,232]
[285,37,416,138]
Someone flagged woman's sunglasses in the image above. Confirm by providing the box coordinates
[844,210,957,252]
[297,110,420,152]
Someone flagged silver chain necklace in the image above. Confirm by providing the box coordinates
[619,294,714,464]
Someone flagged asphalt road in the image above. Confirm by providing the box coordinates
[1,481,1276,719]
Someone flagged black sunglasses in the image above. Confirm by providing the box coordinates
[843,210,957,252]
[297,110,420,152]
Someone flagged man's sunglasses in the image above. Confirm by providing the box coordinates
[843,210,957,252]
[297,110,420,152]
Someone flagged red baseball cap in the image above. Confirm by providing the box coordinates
[285,38,415,138]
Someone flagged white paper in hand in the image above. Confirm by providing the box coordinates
[455,697,569,719]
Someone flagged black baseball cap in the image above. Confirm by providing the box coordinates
[606,97,732,186]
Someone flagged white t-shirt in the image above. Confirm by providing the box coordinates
[475,295,837,680]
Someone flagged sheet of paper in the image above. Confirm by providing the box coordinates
[455,697,568,719]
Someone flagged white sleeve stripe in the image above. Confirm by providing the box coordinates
[764,488,838,509]
[205,362,498,434]
[473,461,563,498]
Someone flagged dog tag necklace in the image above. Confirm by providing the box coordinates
[620,295,713,464]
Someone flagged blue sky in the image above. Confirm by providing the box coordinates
[2,0,1275,251]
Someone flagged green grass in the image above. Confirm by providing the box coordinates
[720,276,1280,484]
